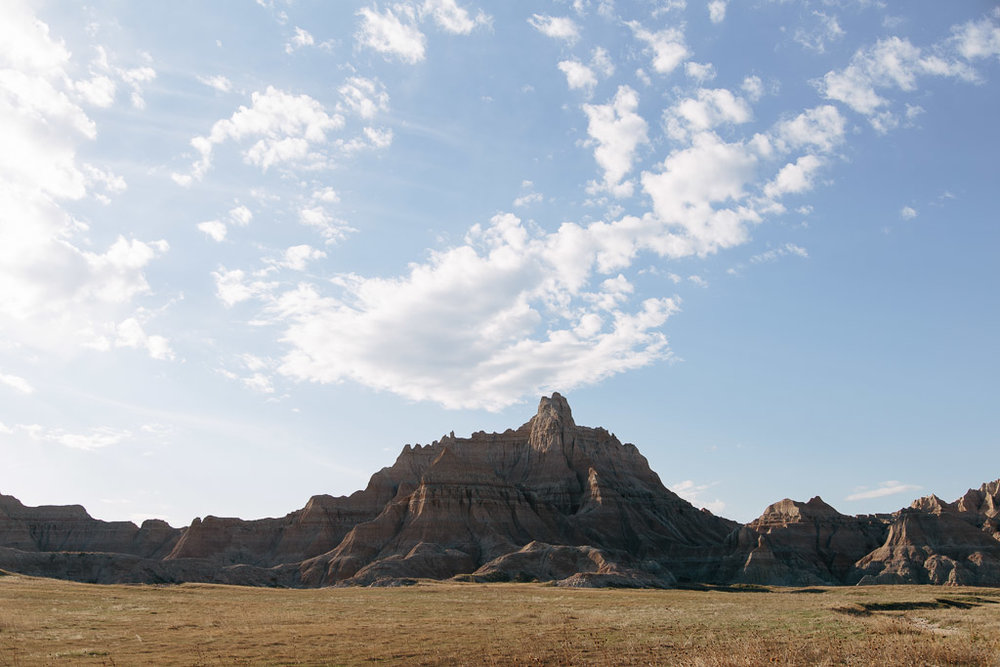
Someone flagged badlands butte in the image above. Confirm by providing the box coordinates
[2,394,999,588]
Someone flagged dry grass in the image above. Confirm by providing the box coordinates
[0,574,998,665]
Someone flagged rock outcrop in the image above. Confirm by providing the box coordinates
[295,393,736,587]
[1,394,999,587]
[735,497,888,586]
[733,483,1000,587]
[850,485,1000,586]
[0,494,181,558]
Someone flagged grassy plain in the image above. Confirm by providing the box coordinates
[1,571,999,665]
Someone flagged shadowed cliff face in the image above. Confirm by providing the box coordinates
[1,394,1000,588]
[0,494,181,559]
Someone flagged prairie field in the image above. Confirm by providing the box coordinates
[1,571,999,665]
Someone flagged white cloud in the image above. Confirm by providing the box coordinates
[771,105,846,154]
[173,86,344,182]
[74,74,116,107]
[219,81,854,411]
[749,243,809,264]
[212,268,276,307]
[528,15,580,43]
[338,76,389,119]
[197,205,251,242]
[115,317,174,360]
[904,103,924,122]
[582,85,649,197]
[282,244,327,271]
[243,372,275,394]
[222,212,682,410]
[197,220,225,242]
[0,372,34,394]
[0,28,170,359]
[20,424,132,450]
[299,205,355,243]
[900,206,917,220]
[114,62,156,110]
[684,61,716,83]
[337,126,394,154]
[362,126,393,149]
[671,480,725,513]
[629,22,688,74]
[513,192,543,207]
[197,74,232,93]
[313,187,339,203]
[819,35,977,126]
[178,9,973,413]
[641,132,759,256]
[285,26,315,54]
[558,60,597,92]
[421,0,489,34]
[229,204,253,226]
[83,163,127,205]
[665,87,752,140]
[846,481,921,501]
[356,6,426,63]
[794,11,845,54]
[763,154,823,199]
[707,1,727,24]
[591,47,614,77]
[870,110,899,135]
[950,14,1000,61]
[741,75,764,102]
[220,355,278,395]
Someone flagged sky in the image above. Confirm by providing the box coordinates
[1,0,998,527]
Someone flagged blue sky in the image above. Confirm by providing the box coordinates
[1,0,998,526]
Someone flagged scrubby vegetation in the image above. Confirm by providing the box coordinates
[1,573,998,665]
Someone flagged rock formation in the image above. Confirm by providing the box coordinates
[733,481,1000,587]
[735,497,888,586]
[1,394,999,587]
[0,493,181,558]
[850,482,1000,586]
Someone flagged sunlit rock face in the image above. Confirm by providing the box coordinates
[1,394,999,588]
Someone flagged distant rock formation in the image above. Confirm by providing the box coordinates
[735,496,887,586]
[0,493,180,558]
[851,481,1000,586]
[730,479,1000,587]
[1,394,998,587]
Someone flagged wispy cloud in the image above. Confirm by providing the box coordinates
[671,479,726,514]
[0,372,34,394]
[845,480,921,501]
[528,14,580,43]
[18,424,133,450]
[356,6,426,63]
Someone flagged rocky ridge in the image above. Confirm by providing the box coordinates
[1,394,998,587]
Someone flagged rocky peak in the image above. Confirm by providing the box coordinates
[538,392,575,425]
[803,496,839,515]
[910,494,954,515]
[750,496,844,530]
[528,392,575,453]
[981,479,1000,498]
